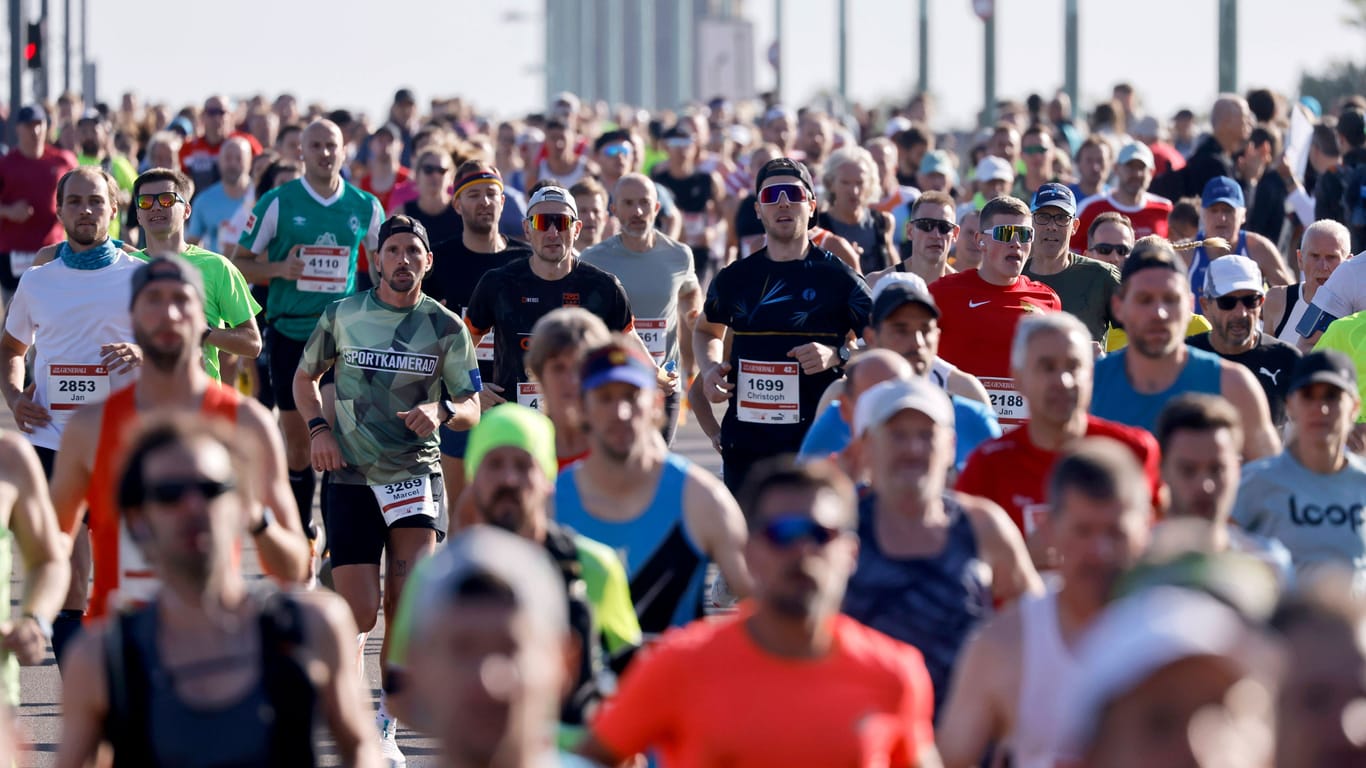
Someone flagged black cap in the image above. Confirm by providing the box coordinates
[378,214,431,253]
[754,157,815,196]
[130,256,205,310]
[15,104,46,124]
[393,88,416,105]
[370,123,401,143]
[1289,350,1359,396]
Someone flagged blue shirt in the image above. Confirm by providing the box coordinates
[797,395,1002,469]
[1091,345,1223,432]
[186,182,249,254]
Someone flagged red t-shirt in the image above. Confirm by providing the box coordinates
[954,414,1162,535]
[1070,192,1173,252]
[358,166,413,214]
[591,610,936,767]
[0,145,78,251]
[929,270,1062,379]
[179,131,263,179]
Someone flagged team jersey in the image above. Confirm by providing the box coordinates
[929,270,1062,385]
[955,414,1162,535]
[1313,311,1366,421]
[580,233,698,368]
[465,258,634,402]
[134,245,260,382]
[298,290,480,486]
[703,245,872,456]
[872,185,920,244]
[236,177,384,341]
[1069,192,1173,252]
[1188,332,1301,427]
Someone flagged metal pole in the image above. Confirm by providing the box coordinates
[773,0,782,103]
[1218,0,1238,93]
[35,0,48,101]
[9,0,24,146]
[62,0,69,93]
[917,0,929,95]
[1064,0,1078,109]
[983,15,996,127]
[79,0,88,99]
[638,0,654,109]
[836,0,848,110]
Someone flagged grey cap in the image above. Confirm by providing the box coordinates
[527,185,579,218]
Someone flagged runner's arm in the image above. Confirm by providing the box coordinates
[677,282,701,377]
[1245,232,1294,287]
[1220,361,1281,461]
[49,406,97,535]
[684,469,754,598]
[205,315,262,359]
[2,433,70,625]
[302,593,384,768]
[228,243,289,285]
[936,621,1009,768]
[945,368,991,407]
[238,400,310,583]
[54,629,109,768]
[956,492,1044,603]
[1262,285,1288,338]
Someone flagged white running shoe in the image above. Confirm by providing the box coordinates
[378,715,406,766]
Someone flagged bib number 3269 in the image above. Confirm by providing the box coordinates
[370,476,435,526]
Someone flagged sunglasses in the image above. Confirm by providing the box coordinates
[145,477,235,505]
[601,143,632,157]
[760,515,842,548]
[203,107,226,117]
[1213,294,1264,311]
[1091,243,1131,258]
[1033,211,1073,227]
[986,224,1035,243]
[1022,145,1050,155]
[419,164,451,176]
[136,192,188,210]
[665,137,695,149]
[910,218,956,236]
[757,183,812,205]
[527,213,576,231]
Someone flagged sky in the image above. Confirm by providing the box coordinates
[21,0,1365,130]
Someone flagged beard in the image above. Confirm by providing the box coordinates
[463,217,494,237]
[134,325,190,372]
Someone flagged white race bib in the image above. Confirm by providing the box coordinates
[737,359,800,424]
[635,318,668,365]
[981,377,1029,428]
[47,364,110,410]
[117,521,161,607]
[297,245,350,293]
[683,211,708,240]
[370,475,436,526]
[516,381,542,411]
[9,250,37,278]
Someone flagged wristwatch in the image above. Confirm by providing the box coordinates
[438,399,457,424]
[22,612,52,642]
[836,345,851,366]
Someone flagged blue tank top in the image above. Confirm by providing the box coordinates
[1091,345,1223,432]
[1189,230,1248,313]
[841,493,992,716]
[555,453,707,633]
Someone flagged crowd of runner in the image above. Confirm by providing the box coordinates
[0,79,1364,766]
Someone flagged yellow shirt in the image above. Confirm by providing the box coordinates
[1105,315,1213,352]
[1313,310,1366,422]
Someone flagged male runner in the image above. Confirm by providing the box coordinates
[1070,141,1172,251]
[0,105,77,296]
[1186,176,1293,308]
[294,215,481,764]
[1022,183,1121,344]
[1294,220,1366,351]
[1260,220,1349,346]
[865,190,959,288]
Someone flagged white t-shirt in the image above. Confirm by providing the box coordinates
[1309,254,1366,321]
[4,254,140,450]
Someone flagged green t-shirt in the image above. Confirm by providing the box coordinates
[236,178,383,341]
[77,153,137,238]
[1024,253,1122,343]
[298,290,480,485]
[136,245,261,381]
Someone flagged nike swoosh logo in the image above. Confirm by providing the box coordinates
[969,300,990,308]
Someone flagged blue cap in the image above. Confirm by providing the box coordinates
[1201,176,1245,209]
[15,104,46,124]
[168,116,194,137]
[1299,95,1323,118]
[1030,182,1076,216]
[580,343,657,392]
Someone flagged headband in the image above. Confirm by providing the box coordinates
[454,169,503,199]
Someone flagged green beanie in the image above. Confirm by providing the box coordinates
[463,404,558,482]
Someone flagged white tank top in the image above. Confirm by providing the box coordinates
[1275,283,1311,345]
[1013,588,1079,768]
[538,155,589,188]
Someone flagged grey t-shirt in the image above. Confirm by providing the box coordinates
[1233,450,1366,579]
[580,233,698,367]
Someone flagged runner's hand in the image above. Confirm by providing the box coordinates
[2,618,47,665]
[278,245,307,280]
[11,384,50,433]
[0,202,33,223]
[311,429,346,472]
[787,342,837,374]
[100,342,142,374]
[478,383,506,410]
[702,362,734,403]
[397,403,442,437]
[657,367,679,396]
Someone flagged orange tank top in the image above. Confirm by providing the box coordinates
[84,382,239,620]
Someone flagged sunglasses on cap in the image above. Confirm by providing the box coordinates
[527,213,576,231]
[757,182,812,205]
[419,164,451,175]
[1091,243,1131,258]
[143,477,235,505]
[1213,294,1263,311]
[136,192,188,210]
[910,218,956,235]
[759,515,842,548]
[986,224,1035,244]
[601,143,631,157]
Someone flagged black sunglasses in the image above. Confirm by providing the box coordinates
[910,218,956,236]
[760,515,842,548]
[1091,243,1131,258]
[145,477,235,505]
[1213,294,1263,311]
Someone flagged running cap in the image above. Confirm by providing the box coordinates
[527,185,578,218]
[918,149,957,180]
[580,343,657,392]
[370,123,401,144]
[871,272,940,323]
[1117,141,1155,169]
[377,214,431,253]
[854,377,955,437]
[1201,176,1245,209]
[1131,117,1161,142]
[516,127,545,147]
[1202,254,1263,298]
[167,116,194,137]
[1288,349,1358,397]
[974,155,1014,183]
[1030,182,1076,216]
[464,404,558,483]
[884,116,913,137]
[129,255,205,310]
[754,157,815,196]
[15,104,46,124]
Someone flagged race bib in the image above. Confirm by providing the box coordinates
[9,251,37,278]
[297,245,350,293]
[635,318,668,365]
[683,211,708,240]
[736,359,800,424]
[370,475,436,526]
[516,381,542,411]
[1023,502,1050,538]
[47,364,110,410]
[117,521,161,607]
[981,377,1029,428]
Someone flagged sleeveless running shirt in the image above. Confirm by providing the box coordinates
[842,492,992,714]
[1012,588,1079,768]
[1274,283,1309,343]
[84,383,240,620]
[554,454,708,633]
[1189,230,1248,312]
[1090,346,1223,433]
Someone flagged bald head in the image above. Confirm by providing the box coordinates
[612,173,654,201]
[840,349,914,424]
[302,119,344,184]
[611,172,660,237]
[218,136,251,181]
[1211,94,1252,149]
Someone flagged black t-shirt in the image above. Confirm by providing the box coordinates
[734,193,764,240]
[1188,331,1302,427]
[653,170,712,213]
[704,245,872,454]
[466,258,635,395]
[402,200,463,250]
[427,236,533,381]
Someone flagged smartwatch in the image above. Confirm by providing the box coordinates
[438,399,457,423]
[836,345,851,366]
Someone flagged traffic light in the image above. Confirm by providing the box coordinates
[25,22,42,70]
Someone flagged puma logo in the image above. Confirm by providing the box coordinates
[969,300,990,308]
[1259,367,1281,385]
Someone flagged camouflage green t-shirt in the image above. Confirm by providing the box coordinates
[300,290,481,485]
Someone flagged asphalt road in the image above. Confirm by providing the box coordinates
[9,395,724,767]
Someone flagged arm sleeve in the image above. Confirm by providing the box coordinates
[237,194,280,255]
[702,268,731,325]
[297,306,338,377]
[608,277,635,332]
[847,273,874,335]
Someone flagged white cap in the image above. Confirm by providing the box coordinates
[870,271,931,305]
[1203,254,1264,298]
[527,185,578,218]
[884,116,913,137]
[1117,141,1155,169]
[853,377,954,437]
[974,155,1015,183]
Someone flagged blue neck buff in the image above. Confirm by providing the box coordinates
[58,238,119,271]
